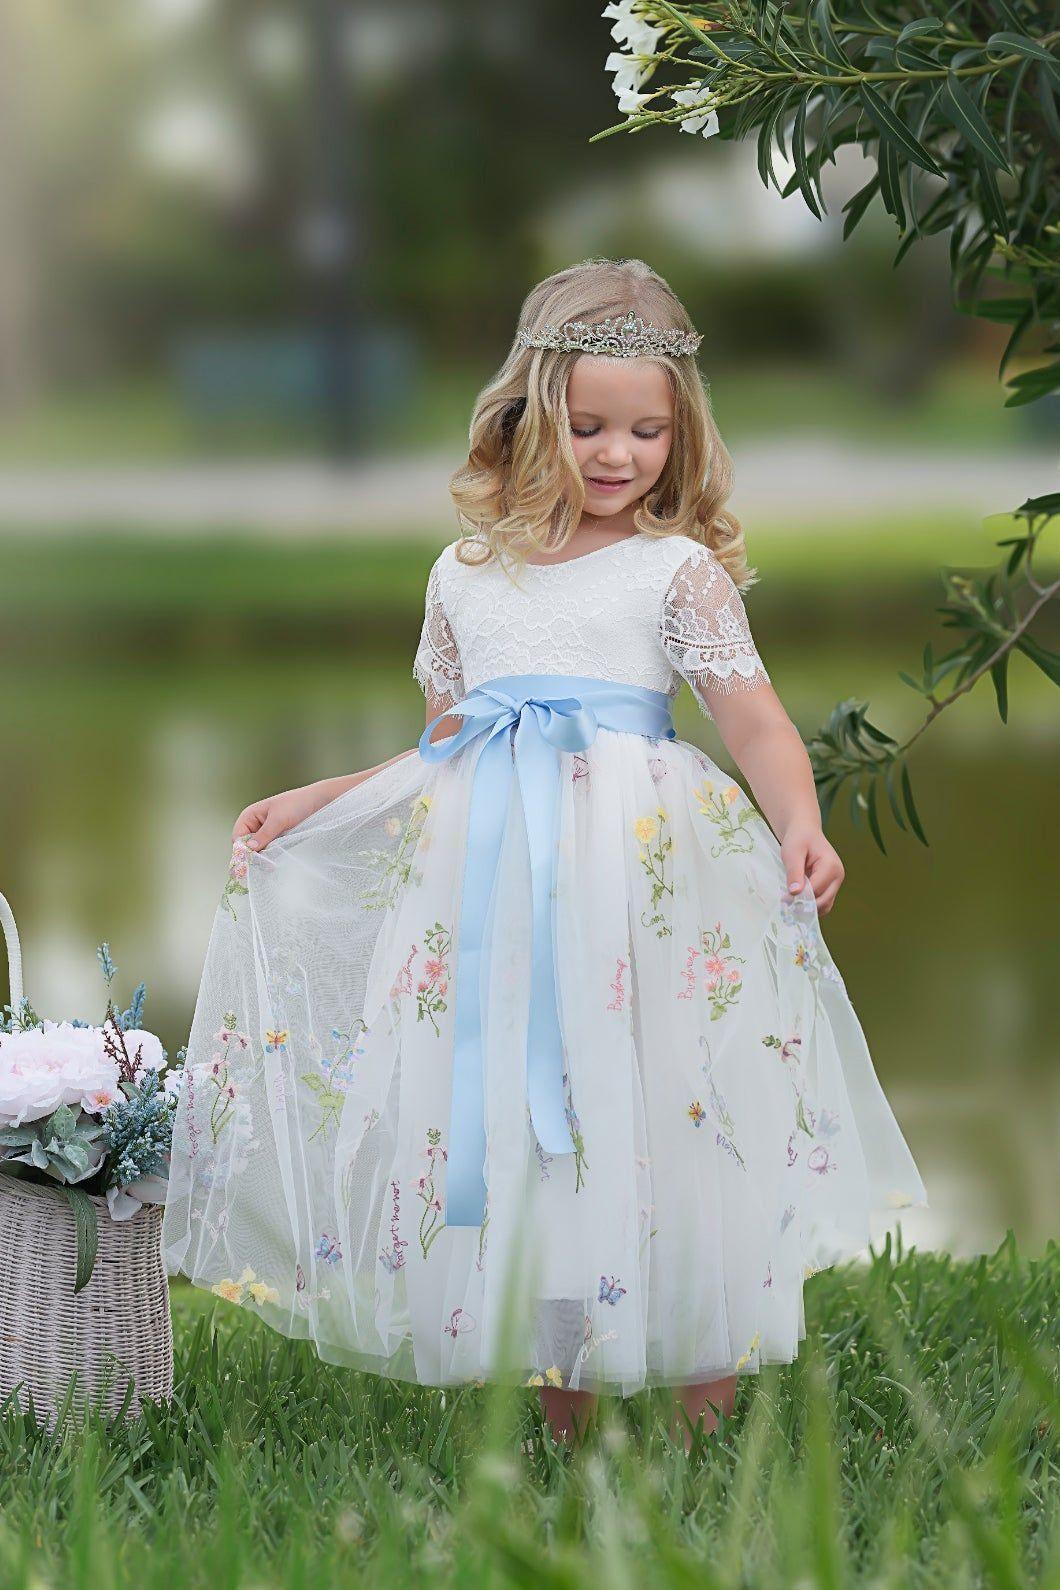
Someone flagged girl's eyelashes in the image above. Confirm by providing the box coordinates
[571,426,663,440]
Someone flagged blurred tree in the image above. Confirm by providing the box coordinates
[596,0,1059,848]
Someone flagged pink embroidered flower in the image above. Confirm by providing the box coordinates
[726,968,742,984]
[704,955,726,977]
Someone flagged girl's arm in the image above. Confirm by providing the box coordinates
[235,749,416,851]
[705,681,845,915]
[235,706,464,852]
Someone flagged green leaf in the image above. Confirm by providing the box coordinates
[651,0,708,45]
[48,1104,77,1144]
[813,0,848,67]
[894,40,938,71]
[859,84,945,177]
[975,155,1010,239]
[792,98,824,219]
[901,764,928,846]
[987,33,1060,85]
[941,74,1011,172]
[990,656,1010,723]
[884,763,908,833]
[1038,65,1060,141]
[757,89,795,190]
[842,174,880,239]
[866,778,887,854]
[1004,360,1060,406]
[896,18,944,43]
[63,1186,99,1294]
[1014,634,1060,685]
[878,138,906,229]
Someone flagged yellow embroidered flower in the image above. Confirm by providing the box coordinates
[248,1281,280,1305]
[212,1279,244,1303]
[526,1373,544,1387]
[656,806,667,821]
[238,1264,257,1284]
[418,796,432,812]
[545,1366,564,1387]
[634,816,658,843]
[735,1330,762,1372]
[724,785,740,805]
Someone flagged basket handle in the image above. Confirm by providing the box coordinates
[0,892,24,1013]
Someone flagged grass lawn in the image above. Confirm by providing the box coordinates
[0,1234,1057,1587]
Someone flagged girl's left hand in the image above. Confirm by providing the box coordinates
[780,826,845,916]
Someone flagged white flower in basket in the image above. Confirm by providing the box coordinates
[0,894,184,1294]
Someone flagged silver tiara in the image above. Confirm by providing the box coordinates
[518,308,702,360]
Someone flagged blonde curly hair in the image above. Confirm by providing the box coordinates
[448,257,754,589]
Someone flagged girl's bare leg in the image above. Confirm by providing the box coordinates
[670,1376,738,1450]
[538,1386,599,1444]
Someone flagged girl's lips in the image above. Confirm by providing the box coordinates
[586,476,632,490]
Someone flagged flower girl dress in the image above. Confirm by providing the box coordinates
[162,533,926,1394]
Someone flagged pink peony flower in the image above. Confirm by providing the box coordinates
[0,1023,117,1127]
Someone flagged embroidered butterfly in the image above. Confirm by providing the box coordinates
[598,1274,627,1306]
[265,1028,288,1052]
[443,1307,476,1339]
[314,1232,342,1265]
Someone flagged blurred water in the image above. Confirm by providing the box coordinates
[0,625,1055,1261]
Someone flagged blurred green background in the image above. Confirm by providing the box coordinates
[0,0,1056,1264]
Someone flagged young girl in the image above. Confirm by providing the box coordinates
[162,257,927,1450]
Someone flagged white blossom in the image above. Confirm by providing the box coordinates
[603,2,661,116]
[671,85,720,139]
[603,1,660,55]
[0,1023,118,1127]
[120,1027,167,1077]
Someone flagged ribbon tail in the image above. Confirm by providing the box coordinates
[445,729,512,1227]
[516,716,577,1158]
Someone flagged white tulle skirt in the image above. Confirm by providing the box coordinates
[161,729,927,1395]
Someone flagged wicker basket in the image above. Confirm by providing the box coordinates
[0,892,174,1430]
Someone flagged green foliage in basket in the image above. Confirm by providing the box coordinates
[0,1103,108,1184]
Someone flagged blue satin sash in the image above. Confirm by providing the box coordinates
[417,673,676,1227]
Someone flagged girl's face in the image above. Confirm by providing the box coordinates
[566,355,674,518]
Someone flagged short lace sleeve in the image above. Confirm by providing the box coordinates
[661,543,769,714]
[413,555,464,718]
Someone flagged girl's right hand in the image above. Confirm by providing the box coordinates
[232,785,325,852]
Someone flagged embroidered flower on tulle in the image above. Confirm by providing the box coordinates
[692,924,746,1019]
[206,1011,251,1142]
[417,1127,447,1257]
[526,1365,564,1388]
[415,924,452,1034]
[212,1266,280,1308]
[360,795,432,913]
[221,839,251,920]
[694,780,763,858]
[636,808,673,938]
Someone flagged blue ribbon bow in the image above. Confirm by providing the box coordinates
[418,673,675,1228]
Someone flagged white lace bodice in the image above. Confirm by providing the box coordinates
[413,532,769,720]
